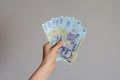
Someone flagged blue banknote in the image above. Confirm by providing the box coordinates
[57,18,86,64]
[42,16,87,64]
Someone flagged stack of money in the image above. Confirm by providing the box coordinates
[42,16,87,65]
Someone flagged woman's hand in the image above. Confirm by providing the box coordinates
[29,40,64,80]
[41,40,64,72]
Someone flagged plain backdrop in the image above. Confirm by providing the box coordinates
[0,0,120,80]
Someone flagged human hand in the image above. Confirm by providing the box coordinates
[29,40,64,80]
[41,40,64,73]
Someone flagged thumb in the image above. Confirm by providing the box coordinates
[51,40,64,52]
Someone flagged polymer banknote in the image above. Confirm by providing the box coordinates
[42,16,87,64]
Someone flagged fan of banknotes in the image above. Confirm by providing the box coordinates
[41,16,87,64]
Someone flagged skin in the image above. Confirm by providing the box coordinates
[29,40,64,80]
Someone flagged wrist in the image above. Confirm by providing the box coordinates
[40,62,55,74]
[40,59,56,73]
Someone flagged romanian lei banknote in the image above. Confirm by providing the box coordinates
[42,16,87,64]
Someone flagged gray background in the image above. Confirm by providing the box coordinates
[0,0,120,80]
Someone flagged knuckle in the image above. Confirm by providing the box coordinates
[43,42,49,48]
